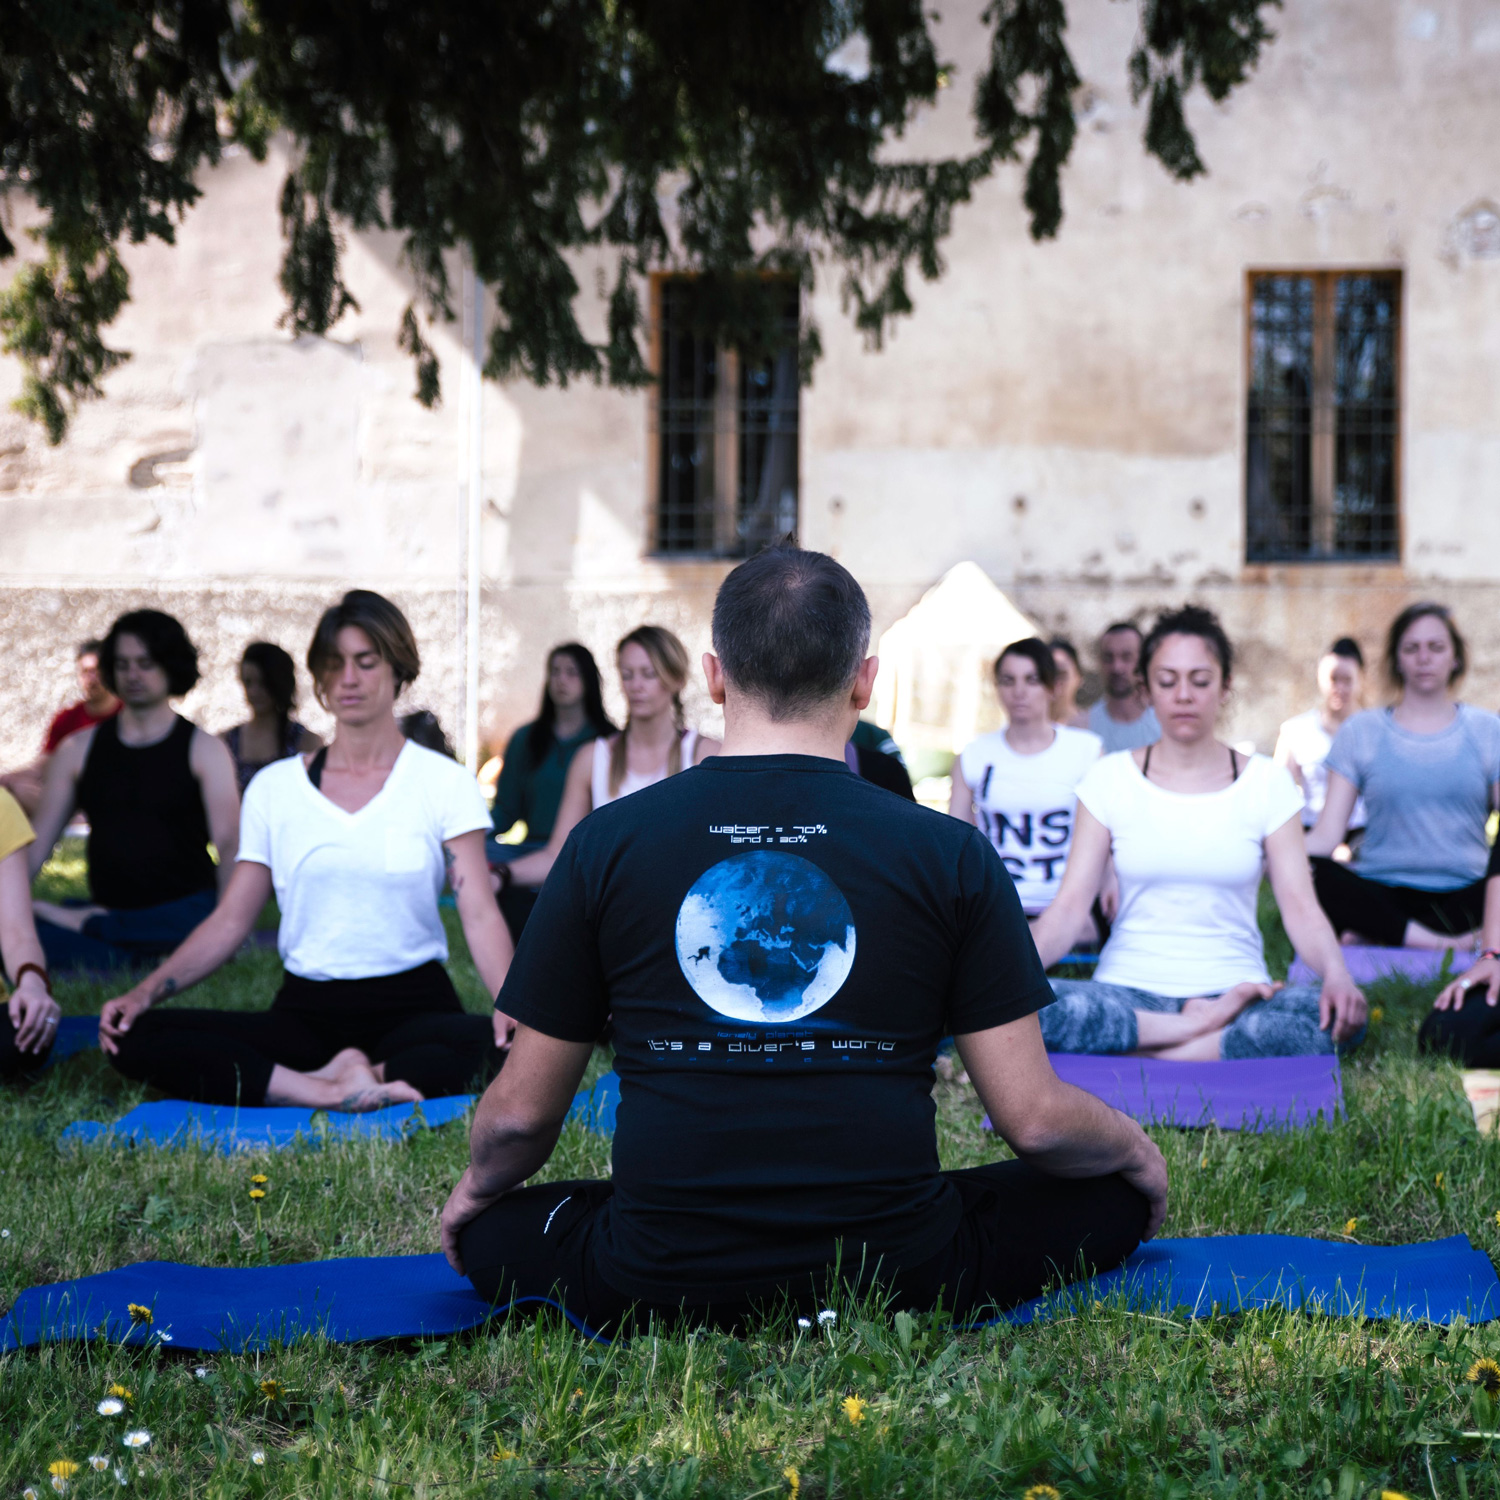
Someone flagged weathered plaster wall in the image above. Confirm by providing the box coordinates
[2,0,1498,767]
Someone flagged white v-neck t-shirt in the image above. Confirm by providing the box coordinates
[1076,750,1305,997]
[237,741,491,981]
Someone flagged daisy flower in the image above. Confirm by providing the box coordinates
[250,1452,265,1467]
[121,1432,150,1451]
[88,1458,108,1473]
[96,1399,124,1418]
[817,1309,836,1326]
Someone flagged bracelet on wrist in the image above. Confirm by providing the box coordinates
[14,962,51,997]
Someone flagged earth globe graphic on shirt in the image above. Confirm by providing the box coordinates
[675,850,857,1024]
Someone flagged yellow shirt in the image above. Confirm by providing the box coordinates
[0,787,36,864]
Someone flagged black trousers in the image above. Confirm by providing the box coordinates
[1311,858,1487,948]
[1419,987,1500,1066]
[108,961,504,1105]
[0,1014,53,1081]
[458,1160,1149,1333]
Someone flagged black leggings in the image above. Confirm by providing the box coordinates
[108,961,503,1105]
[1311,858,1487,948]
[0,1014,53,1081]
[1419,987,1500,1066]
[458,1160,1149,1333]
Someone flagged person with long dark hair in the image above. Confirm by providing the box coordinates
[27,610,241,974]
[1307,603,1500,949]
[1047,638,1090,729]
[98,590,515,1110]
[500,626,720,891]
[492,645,614,851]
[221,642,322,795]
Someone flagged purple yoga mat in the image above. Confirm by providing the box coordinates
[1288,946,1475,987]
[984,1054,1343,1133]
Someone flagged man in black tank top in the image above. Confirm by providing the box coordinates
[27,611,240,974]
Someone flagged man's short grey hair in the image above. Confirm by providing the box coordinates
[711,544,872,720]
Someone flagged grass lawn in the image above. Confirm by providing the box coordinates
[5,850,1500,1496]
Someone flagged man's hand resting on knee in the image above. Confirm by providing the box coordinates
[957,1014,1169,1239]
[440,1026,594,1275]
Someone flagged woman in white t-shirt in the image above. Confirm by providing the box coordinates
[1273,637,1367,831]
[99,591,515,1110]
[1030,606,1366,1060]
[502,625,720,892]
[951,638,1102,942]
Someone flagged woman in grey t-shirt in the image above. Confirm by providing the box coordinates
[1307,603,1500,949]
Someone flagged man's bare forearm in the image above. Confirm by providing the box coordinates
[466,1112,563,1199]
[1004,1080,1154,1178]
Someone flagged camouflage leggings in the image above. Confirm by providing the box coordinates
[1038,980,1347,1058]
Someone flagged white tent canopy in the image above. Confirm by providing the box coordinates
[870,562,1040,757]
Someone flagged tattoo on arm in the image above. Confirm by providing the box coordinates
[150,977,178,1004]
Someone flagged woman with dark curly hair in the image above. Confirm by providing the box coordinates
[1029,605,1366,1060]
[26,609,242,974]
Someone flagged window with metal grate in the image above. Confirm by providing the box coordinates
[652,278,800,557]
[1246,271,1401,563]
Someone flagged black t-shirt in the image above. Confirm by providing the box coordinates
[498,753,1051,1302]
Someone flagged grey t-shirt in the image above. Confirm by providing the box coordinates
[1086,699,1162,754]
[1325,704,1500,890]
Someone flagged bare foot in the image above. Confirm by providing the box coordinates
[337,1079,425,1112]
[33,900,107,933]
[307,1047,374,1083]
[1180,981,1279,1033]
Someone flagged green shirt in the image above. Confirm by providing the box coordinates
[492,721,601,844]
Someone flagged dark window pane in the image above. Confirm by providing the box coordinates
[738,284,801,552]
[1246,274,1314,562]
[1333,274,1399,558]
[654,278,799,557]
[656,280,718,555]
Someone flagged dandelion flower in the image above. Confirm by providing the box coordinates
[121,1432,150,1450]
[784,1466,800,1495]
[125,1305,152,1327]
[250,1452,265,1467]
[1469,1358,1500,1394]
[1370,1007,1384,1024]
[842,1395,867,1426]
[1436,1172,1446,1191]
[1382,1492,1413,1499]
[48,1464,79,1481]
[107,1385,131,1401]
[817,1309,837,1326]
[572,1387,584,1398]
[97,1399,124,1417]
[88,1458,108,1473]
[1344,1218,1359,1236]
[250,1175,268,1185]
[491,1447,516,1463]
[1024,1488,1062,1500]
[249,1189,266,1201]
[259,1378,282,1400]
[796,1317,811,1329]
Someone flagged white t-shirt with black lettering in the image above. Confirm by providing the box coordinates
[1076,750,1305,997]
[237,742,491,981]
[957,725,1103,912]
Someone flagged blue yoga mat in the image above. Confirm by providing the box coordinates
[59,1096,477,1152]
[1005,1233,1500,1326]
[6,1233,1494,1353]
[59,1073,621,1152]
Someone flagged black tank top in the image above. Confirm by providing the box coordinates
[76,715,217,909]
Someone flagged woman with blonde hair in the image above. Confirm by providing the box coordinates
[501,625,719,891]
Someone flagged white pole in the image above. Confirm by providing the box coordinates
[462,259,485,774]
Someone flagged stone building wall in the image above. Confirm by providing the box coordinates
[2,0,1499,767]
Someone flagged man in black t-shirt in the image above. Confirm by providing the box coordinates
[441,546,1167,1328]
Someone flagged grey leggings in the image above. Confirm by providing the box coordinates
[1039,980,1339,1058]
